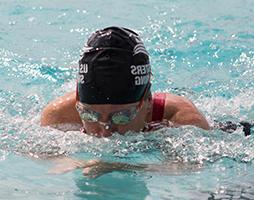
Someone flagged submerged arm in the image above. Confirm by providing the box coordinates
[82,160,202,178]
[48,157,202,178]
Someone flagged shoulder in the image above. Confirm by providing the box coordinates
[40,91,82,127]
[153,92,210,130]
[164,93,196,112]
[152,92,194,119]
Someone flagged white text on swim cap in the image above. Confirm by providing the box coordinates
[78,75,84,84]
[78,64,88,84]
[130,64,150,75]
[79,64,88,73]
[130,64,150,85]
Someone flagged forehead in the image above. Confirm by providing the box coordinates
[77,101,139,113]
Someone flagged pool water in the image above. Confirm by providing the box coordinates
[1,0,254,199]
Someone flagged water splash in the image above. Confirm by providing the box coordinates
[1,109,254,165]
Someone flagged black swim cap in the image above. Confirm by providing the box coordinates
[77,26,151,104]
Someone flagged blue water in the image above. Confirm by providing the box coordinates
[1,0,254,199]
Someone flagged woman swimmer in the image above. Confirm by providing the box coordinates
[43,26,253,178]
[40,26,211,137]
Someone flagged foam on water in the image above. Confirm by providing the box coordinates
[1,104,254,164]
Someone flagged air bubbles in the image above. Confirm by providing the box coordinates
[28,17,35,22]
[159,11,167,16]
[0,150,7,161]
[57,13,66,18]
[213,50,220,58]
[189,36,197,44]
[231,34,237,39]
[8,21,17,25]
[70,28,84,33]
[76,9,87,14]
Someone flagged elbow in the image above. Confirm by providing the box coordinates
[187,114,210,130]
[40,108,51,126]
[171,112,210,130]
[40,105,58,126]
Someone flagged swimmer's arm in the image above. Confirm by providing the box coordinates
[48,157,146,178]
[48,157,202,178]
[81,161,202,178]
[164,94,210,130]
[40,91,82,129]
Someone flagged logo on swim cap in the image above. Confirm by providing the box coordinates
[77,63,89,84]
[77,26,151,104]
[130,64,151,86]
[133,43,149,56]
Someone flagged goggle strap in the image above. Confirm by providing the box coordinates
[76,81,79,101]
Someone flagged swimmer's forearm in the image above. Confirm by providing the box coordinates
[91,161,203,176]
[213,120,253,136]
[102,162,148,172]
[49,157,203,178]
[81,160,149,178]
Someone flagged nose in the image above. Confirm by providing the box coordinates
[98,121,111,130]
[96,121,113,137]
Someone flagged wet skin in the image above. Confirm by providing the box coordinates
[40,91,210,135]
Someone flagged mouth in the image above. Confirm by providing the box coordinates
[94,132,113,138]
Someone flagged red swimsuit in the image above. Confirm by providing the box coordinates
[143,92,168,131]
[152,93,166,121]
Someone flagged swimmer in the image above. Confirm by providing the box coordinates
[40,26,210,137]
[42,26,253,178]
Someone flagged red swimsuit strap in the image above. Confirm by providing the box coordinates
[152,93,166,121]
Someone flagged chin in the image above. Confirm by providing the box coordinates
[86,131,113,138]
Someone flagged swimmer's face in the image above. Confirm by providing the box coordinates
[76,100,151,137]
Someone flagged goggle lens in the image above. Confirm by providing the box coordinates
[76,105,100,122]
[76,103,138,125]
[111,107,136,125]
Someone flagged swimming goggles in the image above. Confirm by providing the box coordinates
[76,102,142,125]
[76,83,150,127]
